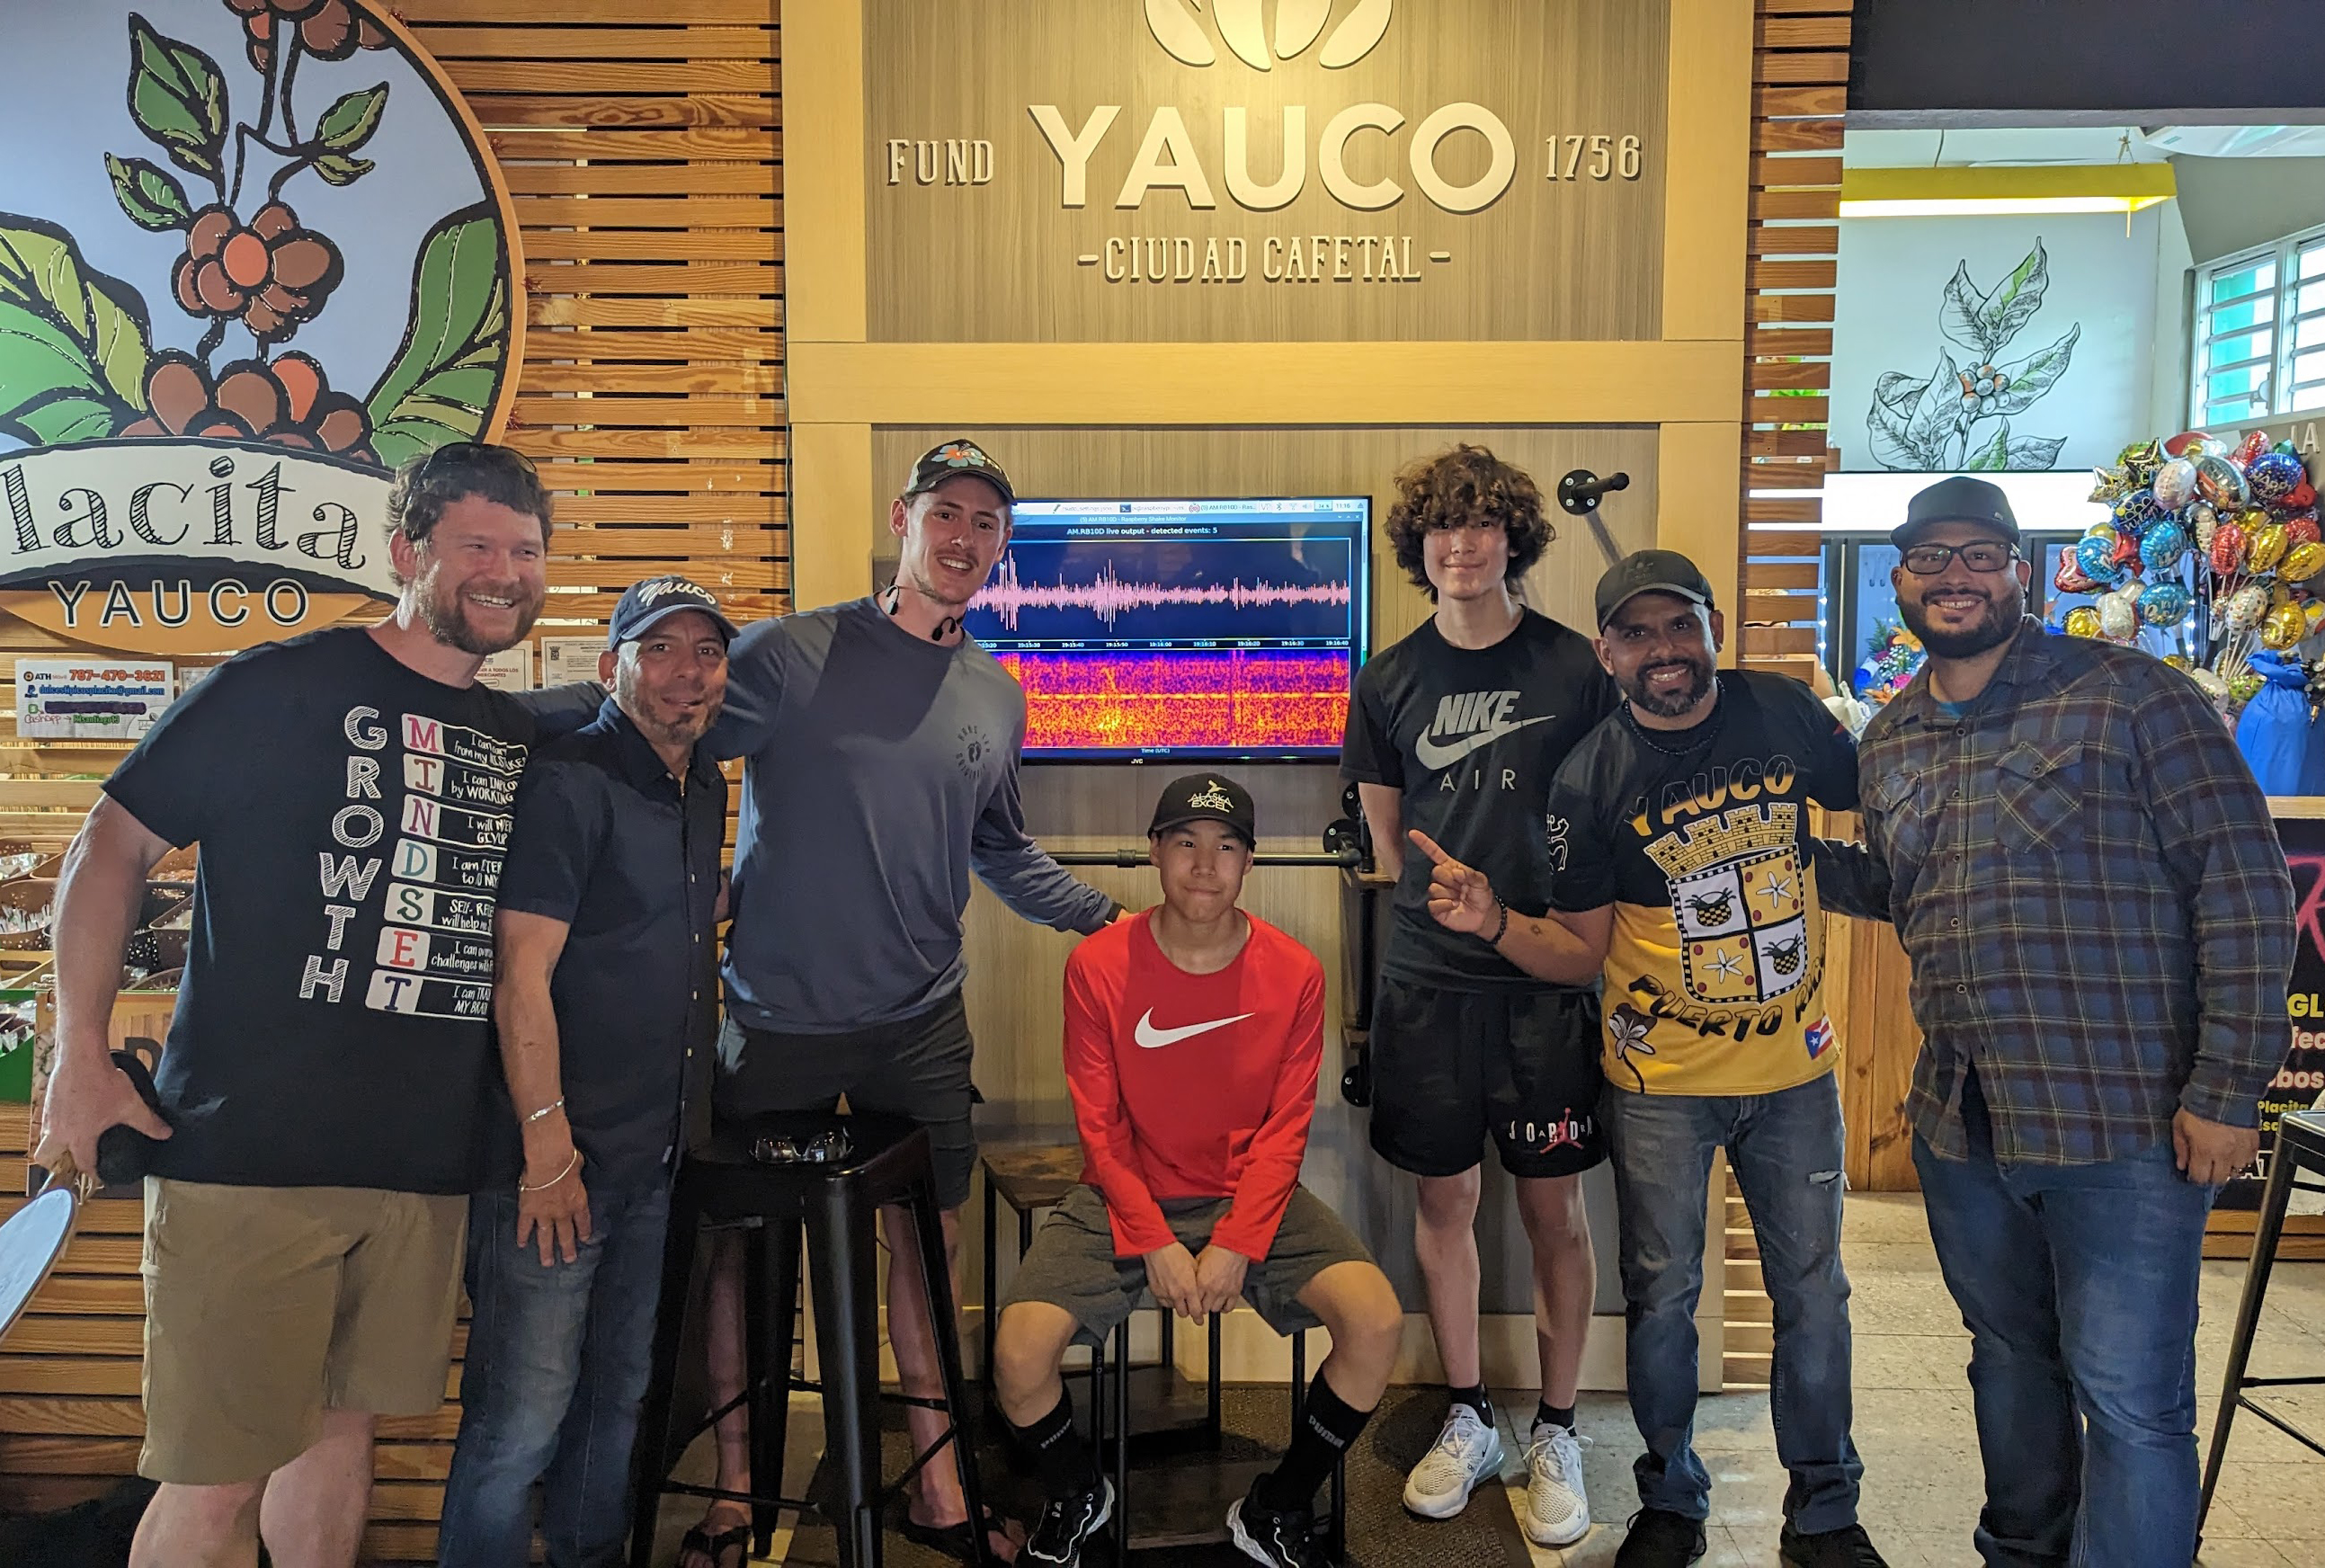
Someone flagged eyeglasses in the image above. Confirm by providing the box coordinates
[1902,542,2017,575]
[750,1129,852,1167]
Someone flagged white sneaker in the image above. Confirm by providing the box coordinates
[1520,1421,1591,1547]
[1402,1403,1505,1519]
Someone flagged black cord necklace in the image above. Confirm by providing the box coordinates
[1621,678,1726,758]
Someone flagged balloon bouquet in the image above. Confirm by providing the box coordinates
[2063,432,2324,713]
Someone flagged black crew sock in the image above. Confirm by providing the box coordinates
[1007,1389,1098,1501]
[1255,1372,1375,1514]
[1448,1383,1493,1423]
[1536,1400,1576,1432]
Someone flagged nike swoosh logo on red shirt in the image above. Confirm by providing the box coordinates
[1133,1008,1255,1049]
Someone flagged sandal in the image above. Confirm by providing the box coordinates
[678,1519,752,1568]
[896,1501,1019,1561]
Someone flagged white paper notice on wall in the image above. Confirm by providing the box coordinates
[539,637,605,690]
[474,646,534,692]
[15,658,174,740]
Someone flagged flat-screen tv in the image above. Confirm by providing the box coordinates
[962,496,1371,762]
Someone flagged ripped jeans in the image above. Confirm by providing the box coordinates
[1604,1073,1863,1533]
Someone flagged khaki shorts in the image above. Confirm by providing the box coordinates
[140,1178,467,1483]
[1001,1184,1376,1347]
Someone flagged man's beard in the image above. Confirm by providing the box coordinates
[1622,654,1714,718]
[616,664,719,751]
[414,565,541,655]
[1898,581,2023,659]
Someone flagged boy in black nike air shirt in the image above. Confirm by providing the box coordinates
[1339,445,1616,1547]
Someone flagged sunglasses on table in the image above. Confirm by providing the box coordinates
[1902,542,2018,575]
[751,1128,853,1167]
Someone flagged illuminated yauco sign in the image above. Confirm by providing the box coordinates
[869,0,1658,312]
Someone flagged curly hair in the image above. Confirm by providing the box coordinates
[1384,445,1554,601]
[385,442,554,584]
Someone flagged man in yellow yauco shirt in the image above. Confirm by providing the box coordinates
[1411,551,1888,1568]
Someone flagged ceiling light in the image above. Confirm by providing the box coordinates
[1839,164,2176,218]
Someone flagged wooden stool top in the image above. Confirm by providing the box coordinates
[984,1144,1082,1214]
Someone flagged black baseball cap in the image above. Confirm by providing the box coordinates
[607,575,739,650]
[1148,773,1256,847]
[1893,476,2020,548]
[904,439,1015,507]
[1595,548,1716,628]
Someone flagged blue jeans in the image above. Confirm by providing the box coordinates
[1605,1073,1862,1532]
[437,1173,673,1568]
[1914,1074,2216,1568]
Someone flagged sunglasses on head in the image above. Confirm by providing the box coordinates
[414,440,539,481]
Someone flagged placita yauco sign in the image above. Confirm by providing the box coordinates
[875,0,1650,290]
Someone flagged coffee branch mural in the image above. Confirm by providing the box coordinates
[1863,239,2081,473]
[0,0,520,652]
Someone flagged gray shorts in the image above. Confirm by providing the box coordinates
[715,990,979,1208]
[1002,1184,1376,1346]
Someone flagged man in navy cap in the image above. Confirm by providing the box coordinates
[438,574,735,1568]
[1814,476,2294,1568]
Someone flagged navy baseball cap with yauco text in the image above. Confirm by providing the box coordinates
[607,575,739,649]
[1148,773,1256,847]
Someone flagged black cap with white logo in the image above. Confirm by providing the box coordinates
[1148,773,1256,847]
[607,574,739,650]
[1892,475,2020,548]
[1594,548,1716,628]
[904,439,1015,506]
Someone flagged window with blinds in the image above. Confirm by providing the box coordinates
[2193,227,2325,427]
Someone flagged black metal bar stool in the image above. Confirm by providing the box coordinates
[629,1110,993,1568]
[1095,1318,1345,1565]
[2198,1108,2325,1540]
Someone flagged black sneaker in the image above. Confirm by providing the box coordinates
[1780,1520,1891,1567]
[1226,1477,1326,1568]
[1022,1478,1112,1568]
[1614,1508,1708,1567]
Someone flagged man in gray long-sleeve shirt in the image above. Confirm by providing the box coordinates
[680,440,1117,1565]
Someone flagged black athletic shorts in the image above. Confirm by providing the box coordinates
[1367,976,1607,1180]
[714,989,981,1208]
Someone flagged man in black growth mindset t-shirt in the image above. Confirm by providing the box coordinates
[33,444,575,1568]
[1340,445,1617,1550]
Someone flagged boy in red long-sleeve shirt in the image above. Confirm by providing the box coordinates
[992,774,1405,1568]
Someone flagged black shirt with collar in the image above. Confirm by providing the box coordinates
[488,697,726,1189]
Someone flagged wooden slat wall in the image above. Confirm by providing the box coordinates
[1737,0,1847,681]
[1723,0,1849,1391]
[0,5,782,1560]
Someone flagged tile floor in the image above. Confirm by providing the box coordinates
[1501,1193,2325,1566]
[672,1191,2324,1564]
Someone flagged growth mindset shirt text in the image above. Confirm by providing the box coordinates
[314,703,525,1020]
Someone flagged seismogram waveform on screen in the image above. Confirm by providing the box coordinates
[994,649,1350,753]
[972,557,1353,632]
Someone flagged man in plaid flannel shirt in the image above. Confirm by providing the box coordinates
[1813,477,2295,1568]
